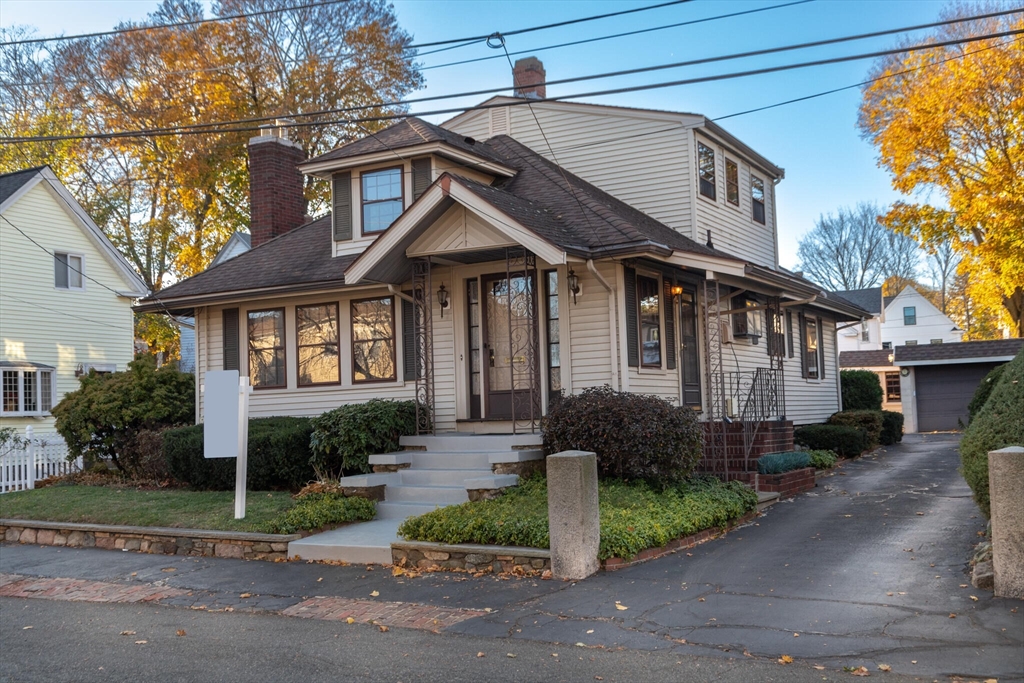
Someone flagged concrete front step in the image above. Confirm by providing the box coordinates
[287,518,399,564]
[375,502,448,520]
[400,433,542,452]
[385,485,469,504]
[398,468,492,486]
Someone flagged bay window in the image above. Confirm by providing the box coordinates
[0,362,55,415]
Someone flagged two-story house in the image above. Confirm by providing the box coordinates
[136,58,866,464]
[1,166,149,433]
[836,285,963,413]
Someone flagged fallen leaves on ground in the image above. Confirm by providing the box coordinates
[614,602,628,610]
[119,631,136,636]
[877,664,891,671]
[843,665,870,676]
[970,595,979,601]
[377,624,388,633]
[161,568,176,573]
[176,630,186,637]
[476,652,485,658]
[239,593,252,599]
[345,617,355,624]
[586,629,594,634]
[22,626,32,630]
[370,590,379,597]
[135,640,148,645]
[778,655,794,664]
[506,653,516,658]
[793,633,800,637]
[949,613,957,618]
[813,665,826,670]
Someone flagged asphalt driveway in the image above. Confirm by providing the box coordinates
[2,433,1021,681]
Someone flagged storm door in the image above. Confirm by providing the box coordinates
[481,272,539,420]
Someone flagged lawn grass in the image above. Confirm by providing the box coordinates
[0,486,296,533]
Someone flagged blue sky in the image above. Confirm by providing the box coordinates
[1,0,951,271]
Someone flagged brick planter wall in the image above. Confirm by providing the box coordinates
[699,420,795,472]
[391,541,549,574]
[1,520,299,562]
[732,467,817,498]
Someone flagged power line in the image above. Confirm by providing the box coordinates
[5,7,1017,143]
[420,0,815,71]
[4,23,1020,144]
[0,0,352,47]
[3,293,135,333]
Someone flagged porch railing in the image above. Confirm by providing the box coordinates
[726,367,785,469]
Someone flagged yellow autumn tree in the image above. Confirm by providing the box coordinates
[858,3,1024,336]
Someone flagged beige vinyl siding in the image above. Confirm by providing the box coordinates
[448,104,696,239]
[195,283,457,431]
[566,261,616,390]
[0,182,136,432]
[693,132,777,268]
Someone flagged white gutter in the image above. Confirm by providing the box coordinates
[387,285,415,304]
[587,259,619,392]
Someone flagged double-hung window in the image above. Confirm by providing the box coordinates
[725,159,739,206]
[248,309,286,388]
[0,362,55,416]
[751,175,766,224]
[54,253,84,289]
[903,306,917,325]
[297,304,340,386]
[637,275,662,367]
[697,143,716,200]
[885,372,901,402]
[361,167,403,234]
[803,316,820,379]
[351,297,396,382]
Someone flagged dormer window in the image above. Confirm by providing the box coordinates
[698,143,716,200]
[751,175,766,224]
[361,167,403,234]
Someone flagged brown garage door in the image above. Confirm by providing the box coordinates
[915,363,1000,432]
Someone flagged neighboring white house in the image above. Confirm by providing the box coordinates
[879,286,963,348]
[0,166,149,432]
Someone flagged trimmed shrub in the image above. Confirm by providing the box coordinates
[807,450,838,469]
[257,493,375,534]
[840,369,883,411]
[959,349,1024,518]
[793,424,870,458]
[52,357,194,475]
[117,427,173,480]
[164,417,315,490]
[757,451,811,474]
[967,363,1008,424]
[829,410,883,448]
[398,476,757,561]
[309,399,418,475]
[880,410,904,446]
[543,386,703,488]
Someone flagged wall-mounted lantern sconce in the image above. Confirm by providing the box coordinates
[670,284,684,297]
[437,283,450,317]
[567,268,581,305]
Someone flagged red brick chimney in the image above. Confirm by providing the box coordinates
[513,57,546,99]
[248,119,306,248]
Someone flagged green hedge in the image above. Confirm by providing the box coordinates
[164,417,315,490]
[398,476,757,561]
[840,369,883,410]
[309,399,418,475]
[959,350,1023,518]
[757,451,811,474]
[543,386,703,488]
[807,450,838,469]
[828,410,883,449]
[967,363,1008,424]
[880,410,904,445]
[256,493,375,534]
[793,424,870,458]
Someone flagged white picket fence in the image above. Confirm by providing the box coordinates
[0,426,81,494]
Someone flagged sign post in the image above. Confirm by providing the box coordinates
[202,370,251,520]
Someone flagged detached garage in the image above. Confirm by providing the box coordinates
[897,339,1023,433]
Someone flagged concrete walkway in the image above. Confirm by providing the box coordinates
[1,434,1021,681]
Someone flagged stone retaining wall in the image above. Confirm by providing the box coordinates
[602,510,759,570]
[0,520,300,562]
[391,541,550,574]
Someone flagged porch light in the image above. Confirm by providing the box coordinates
[437,283,450,317]
[670,284,684,297]
[567,268,581,305]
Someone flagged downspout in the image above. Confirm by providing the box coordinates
[387,285,415,304]
[587,259,619,391]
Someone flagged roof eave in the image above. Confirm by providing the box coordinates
[300,141,517,179]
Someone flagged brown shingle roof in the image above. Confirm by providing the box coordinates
[136,215,355,309]
[895,339,1023,364]
[840,350,894,368]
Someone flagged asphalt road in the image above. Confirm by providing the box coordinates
[2,433,1022,682]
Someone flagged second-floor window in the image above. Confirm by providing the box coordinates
[882,341,892,350]
[903,306,917,325]
[861,321,870,342]
[725,159,739,206]
[698,143,716,200]
[361,167,403,234]
[54,252,83,289]
[751,175,766,224]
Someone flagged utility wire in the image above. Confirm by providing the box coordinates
[4,23,1020,144]
[0,0,352,47]
[4,7,1016,142]
[4,293,136,333]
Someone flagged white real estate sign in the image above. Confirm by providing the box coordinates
[202,370,252,519]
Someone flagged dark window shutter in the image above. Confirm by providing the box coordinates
[817,316,826,379]
[798,312,807,378]
[222,308,239,372]
[624,267,639,367]
[332,172,352,241]
[412,158,431,200]
[786,310,794,358]
[402,297,416,381]
[663,278,676,370]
